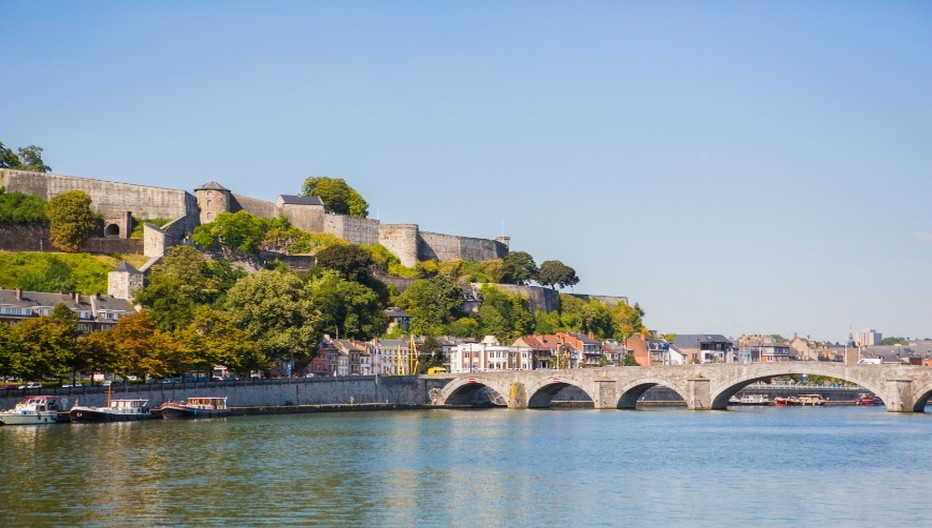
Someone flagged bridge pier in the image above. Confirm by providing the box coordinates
[593,379,616,409]
[686,375,711,411]
[884,379,915,412]
[508,382,528,409]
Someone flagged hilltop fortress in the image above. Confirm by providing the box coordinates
[0,169,510,267]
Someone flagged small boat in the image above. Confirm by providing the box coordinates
[728,394,771,406]
[0,395,62,425]
[160,397,230,419]
[798,394,827,406]
[70,398,152,422]
[856,393,882,406]
[773,396,801,407]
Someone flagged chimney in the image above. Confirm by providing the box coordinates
[15,288,22,301]
[73,292,80,304]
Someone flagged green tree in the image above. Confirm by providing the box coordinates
[500,251,538,285]
[559,295,615,339]
[177,306,267,378]
[301,177,369,217]
[192,210,270,254]
[611,302,645,338]
[306,269,387,340]
[134,246,239,332]
[397,275,465,336]
[45,190,99,251]
[477,285,535,343]
[418,336,445,374]
[314,243,390,304]
[224,269,319,374]
[0,188,47,223]
[12,304,80,381]
[0,141,51,172]
[537,260,579,290]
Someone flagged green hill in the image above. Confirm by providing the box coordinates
[0,251,145,295]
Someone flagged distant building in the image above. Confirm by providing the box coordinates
[857,329,882,347]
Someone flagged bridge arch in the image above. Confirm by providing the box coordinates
[616,378,689,409]
[708,364,890,410]
[908,382,932,412]
[525,377,593,409]
[439,376,510,407]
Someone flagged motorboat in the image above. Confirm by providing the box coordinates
[856,393,883,406]
[0,395,62,425]
[70,398,152,422]
[160,396,230,419]
[728,394,771,406]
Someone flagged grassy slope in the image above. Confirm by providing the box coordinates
[0,251,147,295]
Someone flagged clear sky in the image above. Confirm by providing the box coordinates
[3,1,930,343]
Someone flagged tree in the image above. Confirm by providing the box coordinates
[224,269,319,374]
[500,251,538,285]
[106,310,184,379]
[306,269,387,340]
[536,260,579,290]
[177,306,266,378]
[397,275,465,336]
[0,188,47,224]
[314,243,390,304]
[0,141,51,172]
[314,244,373,282]
[477,285,535,343]
[45,190,99,251]
[11,304,80,381]
[300,177,369,217]
[418,336,445,374]
[559,295,615,339]
[192,210,270,254]
[612,302,646,338]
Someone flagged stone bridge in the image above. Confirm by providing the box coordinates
[438,363,932,412]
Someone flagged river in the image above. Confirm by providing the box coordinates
[1,406,930,527]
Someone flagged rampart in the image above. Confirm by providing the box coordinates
[419,231,508,263]
[324,214,380,246]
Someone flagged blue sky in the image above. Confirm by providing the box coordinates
[3,1,930,342]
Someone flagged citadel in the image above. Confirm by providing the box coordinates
[0,168,510,269]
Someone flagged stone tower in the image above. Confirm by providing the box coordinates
[194,181,232,224]
[108,261,144,301]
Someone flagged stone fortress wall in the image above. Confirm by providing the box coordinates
[0,169,508,267]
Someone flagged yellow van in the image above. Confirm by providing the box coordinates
[427,367,448,375]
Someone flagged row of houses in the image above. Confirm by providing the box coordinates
[0,287,136,332]
[306,332,932,378]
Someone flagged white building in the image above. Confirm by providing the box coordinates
[449,336,532,373]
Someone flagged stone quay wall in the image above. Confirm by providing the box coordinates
[0,376,444,412]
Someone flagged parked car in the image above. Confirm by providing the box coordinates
[18,381,42,389]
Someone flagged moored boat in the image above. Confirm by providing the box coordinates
[0,395,62,425]
[856,393,882,406]
[728,394,771,406]
[160,397,230,419]
[798,394,827,406]
[773,396,801,407]
[70,398,152,422]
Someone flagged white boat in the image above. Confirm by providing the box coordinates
[728,394,771,406]
[70,398,152,422]
[0,395,62,425]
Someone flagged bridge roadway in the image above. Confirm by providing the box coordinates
[438,363,932,412]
